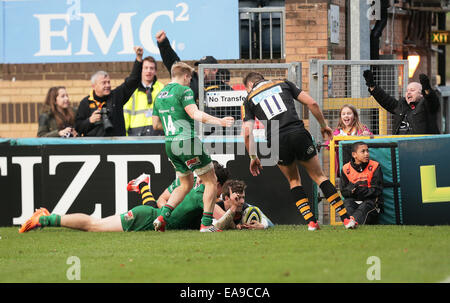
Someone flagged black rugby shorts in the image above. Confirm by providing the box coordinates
[276,130,317,166]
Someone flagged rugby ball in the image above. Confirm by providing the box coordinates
[241,206,263,224]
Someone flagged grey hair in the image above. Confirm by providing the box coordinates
[91,71,109,84]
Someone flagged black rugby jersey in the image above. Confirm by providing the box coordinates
[243,80,305,141]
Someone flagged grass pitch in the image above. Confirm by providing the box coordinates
[0,225,449,283]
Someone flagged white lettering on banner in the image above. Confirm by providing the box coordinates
[33,14,72,56]
[175,3,190,21]
[0,157,6,176]
[12,157,42,225]
[33,3,190,58]
[50,155,100,216]
[66,0,81,21]
[107,155,161,214]
[206,91,247,108]
[140,11,174,54]
[76,13,136,55]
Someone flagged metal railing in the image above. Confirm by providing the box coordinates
[309,59,409,224]
[309,59,409,146]
[197,62,301,138]
[239,7,285,60]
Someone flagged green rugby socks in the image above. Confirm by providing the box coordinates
[201,212,214,226]
[160,204,174,221]
[39,214,61,227]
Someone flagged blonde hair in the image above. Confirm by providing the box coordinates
[171,62,194,78]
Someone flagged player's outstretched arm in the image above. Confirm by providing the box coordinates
[184,104,234,127]
[243,120,262,176]
[152,115,163,130]
[296,91,333,141]
[157,188,171,208]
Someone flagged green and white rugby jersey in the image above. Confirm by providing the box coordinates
[153,82,196,141]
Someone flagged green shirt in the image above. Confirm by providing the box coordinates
[153,82,196,141]
[166,181,205,230]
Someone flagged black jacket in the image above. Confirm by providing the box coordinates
[369,85,440,135]
[340,159,384,202]
[157,37,231,102]
[157,37,200,101]
[75,60,143,137]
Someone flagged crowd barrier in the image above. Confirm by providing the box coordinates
[0,137,316,227]
[330,135,450,225]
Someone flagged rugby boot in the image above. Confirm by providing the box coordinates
[307,221,320,231]
[200,224,222,232]
[19,208,50,233]
[343,216,358,229]
[153,215,166,232]
[127,173,150,192]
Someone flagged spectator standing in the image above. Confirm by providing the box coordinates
[156,30,239,135]
[327,104,373,177]
[37,86,78,138]
[363,70,440,135]
[155,30,231,102]
[340,141,384,225]
[123,56,165,136]
[75,46,143,137]
[333,104,372,137]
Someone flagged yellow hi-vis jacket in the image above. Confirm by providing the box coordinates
[123,80,165,136]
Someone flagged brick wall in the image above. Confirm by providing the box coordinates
[330,0,347,61]
[0,59,280,138]
[285,0,329,93]
[379,6,437,84]
[0,0,335,138]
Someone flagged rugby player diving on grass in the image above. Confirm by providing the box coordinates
[19,161,272,233]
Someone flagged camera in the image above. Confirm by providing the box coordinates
[99,107,113,131]
[63,130,74,138]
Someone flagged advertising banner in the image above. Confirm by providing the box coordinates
[0,0,239,63]
[398,136,450,225]
[0,140,315,226]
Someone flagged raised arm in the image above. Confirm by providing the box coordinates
[420,74,440,113]
[363,70,400,114]
[156,30,180,74]
[184,104,234,127]
[296,91,333,141]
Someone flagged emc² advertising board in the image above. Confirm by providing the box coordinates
[0,0,239,63]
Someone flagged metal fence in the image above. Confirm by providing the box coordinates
[197,62,302,137]
[239,7,285,59]
[309,59,409,224]
[309,60,409,145]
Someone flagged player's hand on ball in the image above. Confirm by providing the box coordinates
[243,220,264,230]
[221,116,235,127]
[249,158,262,176]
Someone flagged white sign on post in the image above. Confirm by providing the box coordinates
[205,91,247,107]
[329,4,340,44]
